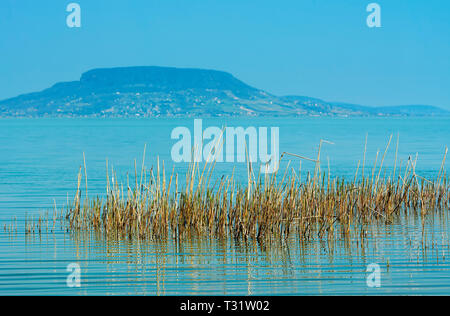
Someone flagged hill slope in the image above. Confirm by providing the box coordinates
[0,66,447,117]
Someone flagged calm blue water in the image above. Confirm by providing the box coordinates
[0,117,449,295]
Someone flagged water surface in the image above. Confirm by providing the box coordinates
[0,117,449,295]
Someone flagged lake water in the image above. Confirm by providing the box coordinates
[0,117,449,295]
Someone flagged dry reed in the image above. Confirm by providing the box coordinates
[13,139,449,243]
[53,139,450,242]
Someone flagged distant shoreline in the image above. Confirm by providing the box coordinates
[1,66,447,118]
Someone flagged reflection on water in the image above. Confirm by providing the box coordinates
[1,212,449,295]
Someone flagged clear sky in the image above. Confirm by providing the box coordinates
[0,0,449,108]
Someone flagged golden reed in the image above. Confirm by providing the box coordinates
[9,137,449,242]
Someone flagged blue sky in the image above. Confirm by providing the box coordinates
[0,0,449,108]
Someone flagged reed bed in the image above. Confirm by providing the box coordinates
[57,138,449,242]
[9,137,449,242]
